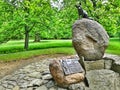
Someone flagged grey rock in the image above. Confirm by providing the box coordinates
[28,72,41,78]
[28,79,43,87]
[57,87,67,90]
[85,60,104,71]
[104,59,112,69]
[86,69,118,90]
[19,82,28,88]
[9,76,18,81]
[26,87,33,90]
[8,81,17,86]
[115,73,120,90]
[18,74,26,79]
[22,68,35,73]
[2,83,8,88]
[35,85,47,90]
[3,75,12,80]
[42,71,51,75]
[72,19,109,60]
[7,85,14,89]
[23,76,30,81]
[49,87,57,90]
[68,83,85,90]
[43,80,49,84]
[46,80,54,88]
[12,86,20,90]
[0,86,5,90]
[6,89,11,90]
[42,74,52,80]
[0,54,119,90]
[111,59,120,74]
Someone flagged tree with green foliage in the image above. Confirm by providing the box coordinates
[0,0,52,50]
[0,0,120,49]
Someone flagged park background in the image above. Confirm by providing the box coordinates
[0,0,120,62]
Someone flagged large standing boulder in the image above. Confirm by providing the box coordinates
[72,18,109,61]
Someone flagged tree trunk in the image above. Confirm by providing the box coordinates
[34,31,40,42]
[24,25,29,50]
[118,32,120,41]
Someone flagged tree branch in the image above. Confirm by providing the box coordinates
[28,23,36,32]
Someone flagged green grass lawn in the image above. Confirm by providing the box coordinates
[0,39,120,61]
[0,40,72,54]
[0,40,75,61]
[106,38,120,55]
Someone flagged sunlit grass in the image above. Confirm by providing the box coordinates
[0,40,72,54]
[0,47,75,61]
[0,38,120,62]
[106,38,120,55]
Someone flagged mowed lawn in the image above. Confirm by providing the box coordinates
[106,38,120,55]
[0,39,120,61]
[0,40,75,61]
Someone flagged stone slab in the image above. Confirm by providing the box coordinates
[84,60,104,71]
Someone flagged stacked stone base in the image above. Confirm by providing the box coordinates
[0,54,120,90]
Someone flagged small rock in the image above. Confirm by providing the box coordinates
[49,87,56,90]
[2,83,8,88]
[104,59,112,69]
[8,81,17,86]
[7,85,14,89]
[43,80,49,84]
[6,89,11,90]
[42,74,52,80]
[0,86,5,90]
[35,85,47,90]
[46,80,54,88]
[57,87,67,90]
[28,79,43,87]
[12,86,20,90]
[28,72,41,78]
[42,71,50,75]
[69,83,85,90]
[19,82,28,88]
[26,87,33,90]
[9,76,18,81]
[112,59,120,74]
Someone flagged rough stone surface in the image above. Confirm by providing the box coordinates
[86,70,120,90]
[104,54,120,74]
[0,54,120,90]
[72,18,109,60]
[12,86,20,90]
[104,59,112,69]
[85,60,104,71]
[42,74,52,80]
[0,86,5,90]
[49,60,85,87]
[35,85,47,90]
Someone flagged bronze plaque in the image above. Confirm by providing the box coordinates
[60,59,84,75]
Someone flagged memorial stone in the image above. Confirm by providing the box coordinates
[72,18,109,60]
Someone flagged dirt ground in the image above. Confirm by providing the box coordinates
[0,54,68,79]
